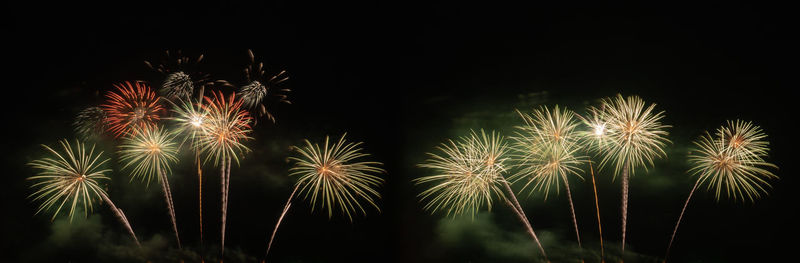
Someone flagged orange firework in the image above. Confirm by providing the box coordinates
[102,81,164,138]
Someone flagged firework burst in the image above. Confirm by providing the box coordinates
[589,94,670,255]
[416,130,506,217]
[664,120,778,261]
[169,98,211,148]
[290,133,385,219]
[511,106,586,254]
[145,50,213,101]
[101,81,164,138]
[27,139,140,247]
[416,130,548,259]
[74,106,109,140]
[690,121,778,202]
[118,125,182,248]
[197,91,253,166]
[265,134,385,258]
[237,49,290,123]
[195,91,252,255]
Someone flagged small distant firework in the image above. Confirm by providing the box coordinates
[73,106,108,140]
[265,134,385,257]
[145,50,212,100]
[237,49,290,123]
[590,94,670,254]
[416,130,548,259]
[195,91,253,255]
[511,105,586,253]
[27,139,140,247]
[118,125,182,248]
[664,120,778,261]
[102,81,164,138]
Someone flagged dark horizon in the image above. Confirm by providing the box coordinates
[3,2,793,262]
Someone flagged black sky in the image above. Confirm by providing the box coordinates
[3,2,795,262]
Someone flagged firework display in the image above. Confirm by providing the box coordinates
[22,48,781,263]
[265,134,385,258]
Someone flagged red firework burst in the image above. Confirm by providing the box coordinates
[102,81,164,138]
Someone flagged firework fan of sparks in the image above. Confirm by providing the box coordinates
[591,94,671,176]
[117,126,180,186]
[145,50,213,100]
[416,130,509,217]
[74,106,109,140]
[289,134,386,220]
[511,106,586,198]
[236,49,290,123]
[689,121,778,202]
[196,91,253,166]
[102,81,164,138]
[168,98,210,148]
[27,139,111,221]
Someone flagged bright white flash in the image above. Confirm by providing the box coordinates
[593,124,606,136]
[190,116,203,127]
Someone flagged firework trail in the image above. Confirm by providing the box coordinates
[265,134,385,259]
[160,167,181,249]
[197,153,204,244]
[664,121,778,262]
[102,81,164,138]
[100,191,141,247]
[577,110,609,260]
[265,184,299,258]
[27,139,141,247]
[118,126,182,248]
[589,162,604,260]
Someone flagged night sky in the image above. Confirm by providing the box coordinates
[3,2,794,262]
